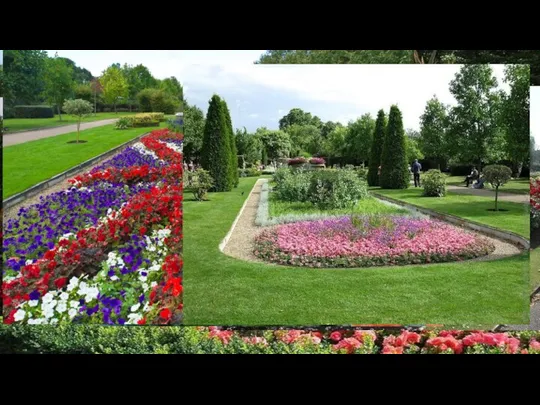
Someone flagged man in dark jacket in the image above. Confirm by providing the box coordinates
[412,159,422,187]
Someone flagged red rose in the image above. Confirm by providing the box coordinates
[54,277,68,289]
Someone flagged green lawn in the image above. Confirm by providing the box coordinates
[3,122,168,199]
[269,193,409,217]
[3,112,138,133]
[183,177,529,326]
[530,249,540,292]
[445,175,529,195]
[373,188,529,238]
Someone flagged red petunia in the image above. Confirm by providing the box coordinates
[54,277,68,289]
[160,308,171,319]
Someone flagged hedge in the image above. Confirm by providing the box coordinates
[13,105,55,119]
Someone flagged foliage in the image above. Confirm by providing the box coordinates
[235,128,262,166]
[189,168,214,201]
[59,57,93,84]
[343,114,375,163]
[307,169,369,209]
[259,129,291,161]
[115,116,132,130]
[221,99,239,187]
[256,50,414,65]
[447,65,502,166]
[239,168,262,177]
[499,65,530,176]
[63,99,93,142]
[200,95,233,192]
[42,55,74,120]
[13,105,54,119]
[160,77,184,104]
[74,83,93,103]
[183,103,206,162]
[367,109,386,186]
[136,88,177,114]
[380,105,409,189]
[132,114,159,127]
[419,96,449,165]
[100,65,129,113]
[322,126,347,158]
[483,165,512,211]
[405,136,424,164]
[285,124,322,156]
[422,169,447,197]
[274,168,312,203]
[278,107,321,130]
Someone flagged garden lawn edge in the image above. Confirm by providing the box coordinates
[3,132,149,209]
[372,192,529,250]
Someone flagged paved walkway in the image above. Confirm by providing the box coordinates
[445,185,528,204]
[3,119,118,147]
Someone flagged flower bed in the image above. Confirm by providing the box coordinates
[531,177,540,229]
[3,128,184,325]
[288,157,308,166]
[254,215,494,267]
[309,157,325,165]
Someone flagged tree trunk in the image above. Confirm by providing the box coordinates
[495,186,499,211]
[58,104,62,121]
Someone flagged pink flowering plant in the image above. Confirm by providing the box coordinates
[253,215,494,268]
[309,157,325,165]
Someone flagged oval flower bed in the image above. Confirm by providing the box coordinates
[3,128,183,325]
[253,215,495,267]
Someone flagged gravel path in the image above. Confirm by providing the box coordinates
[446,185,528,204]
[221,180,523,265]
[3,119,118,147]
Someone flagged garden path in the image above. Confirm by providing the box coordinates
[3,119,118,147]
[445,185,528,204]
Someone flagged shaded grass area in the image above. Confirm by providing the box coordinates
[269,193,409,217]
[183,177,529,326]
[530,248,540,292]
[445,175,529,195]
[373,188,529,238]
[3,112,138,133]
[3,122,169,199]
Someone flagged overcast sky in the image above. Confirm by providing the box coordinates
[532,87,540,147]
[44,51,511,132]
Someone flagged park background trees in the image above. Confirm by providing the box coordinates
[3,50,183,118]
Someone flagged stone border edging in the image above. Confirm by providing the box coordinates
[372,192,530,250]
[2,132,149,210]
[219,178,265,252]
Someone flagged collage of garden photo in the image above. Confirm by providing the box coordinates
[2,50,540,356]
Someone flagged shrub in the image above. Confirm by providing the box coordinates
[273,167,291,185]
[239,168,261,177]
[483,165,512,211]
[148,112,165,122]
[274,168,312,203]
[380,105,409,189]
[189,168,214,201]
[422,169,447,197]
[14,105,54,119]
[115,116,133,130]
[355,166,368,180]
[308,169,368,209]
[133,114,159,127]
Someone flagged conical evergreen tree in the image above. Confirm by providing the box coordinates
[201,95,233,192]
[221,100,239,187]
[367,109,387,186]
[380,105,410,189]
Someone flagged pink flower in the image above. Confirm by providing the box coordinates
[330,331,343,342]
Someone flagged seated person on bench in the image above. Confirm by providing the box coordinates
[472,175,485,189]
[465,167,479,187]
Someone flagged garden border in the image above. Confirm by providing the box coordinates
[371,192,530,250]
[219,178,265,252]
[2,132,150,210]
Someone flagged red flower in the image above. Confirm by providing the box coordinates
[330,331,342,342]
[139,226,147,235]
[137,318,146,325]
[54,277,68,289]
[160,308,171,319]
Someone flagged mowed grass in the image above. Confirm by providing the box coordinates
[373,188,529,238]
[530,248,540,292]
[183,177,529,326]
[3,112,138,133]
[269,193,409,217]
[3,122,169,199]
[445,175,529,195]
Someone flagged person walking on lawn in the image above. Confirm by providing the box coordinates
[465,166,479,187]
[412,159,422,187]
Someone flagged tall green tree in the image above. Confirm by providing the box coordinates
[201,95,233,192]
[59,57,93,83]
[322,126,347,158]
[183,102,206,163]
[499,65,530,177]
[419,96,449,169]
[367,110,387,186]
[380,105,409,189]
[447,65,501,168]
[343,113,375,164]
[286,124,322,155]
[161,77,184,103]
[278,108,314,130]
[259,129,291,162]
[256,50,413,64]
[42,55,75,121]
[236,128,263,165]
[321,121,339,138]
[3,50,48,115]
[221,99,239,187]
[100,65,129,113]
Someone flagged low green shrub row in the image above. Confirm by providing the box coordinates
[115,113,163,130]
[13,105,55,119]
[239,168,262,177]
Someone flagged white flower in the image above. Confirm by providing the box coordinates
[84,286,100,302]
[60,292,69,301]
[150,281,157,288]
[131,303,141,312]
[70,300,79,309]
[42,292,56,304]
[110,275,119,281]
[25,259,34,265]
[142,282,149,291]
[68,308,78,318]
[14,309,26,322]
[50,319,59,325]
[127,313,143,324]
[28,300,39,307]
[67,277,79,292]
[56,301,67,313]
[43,308,55,319]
